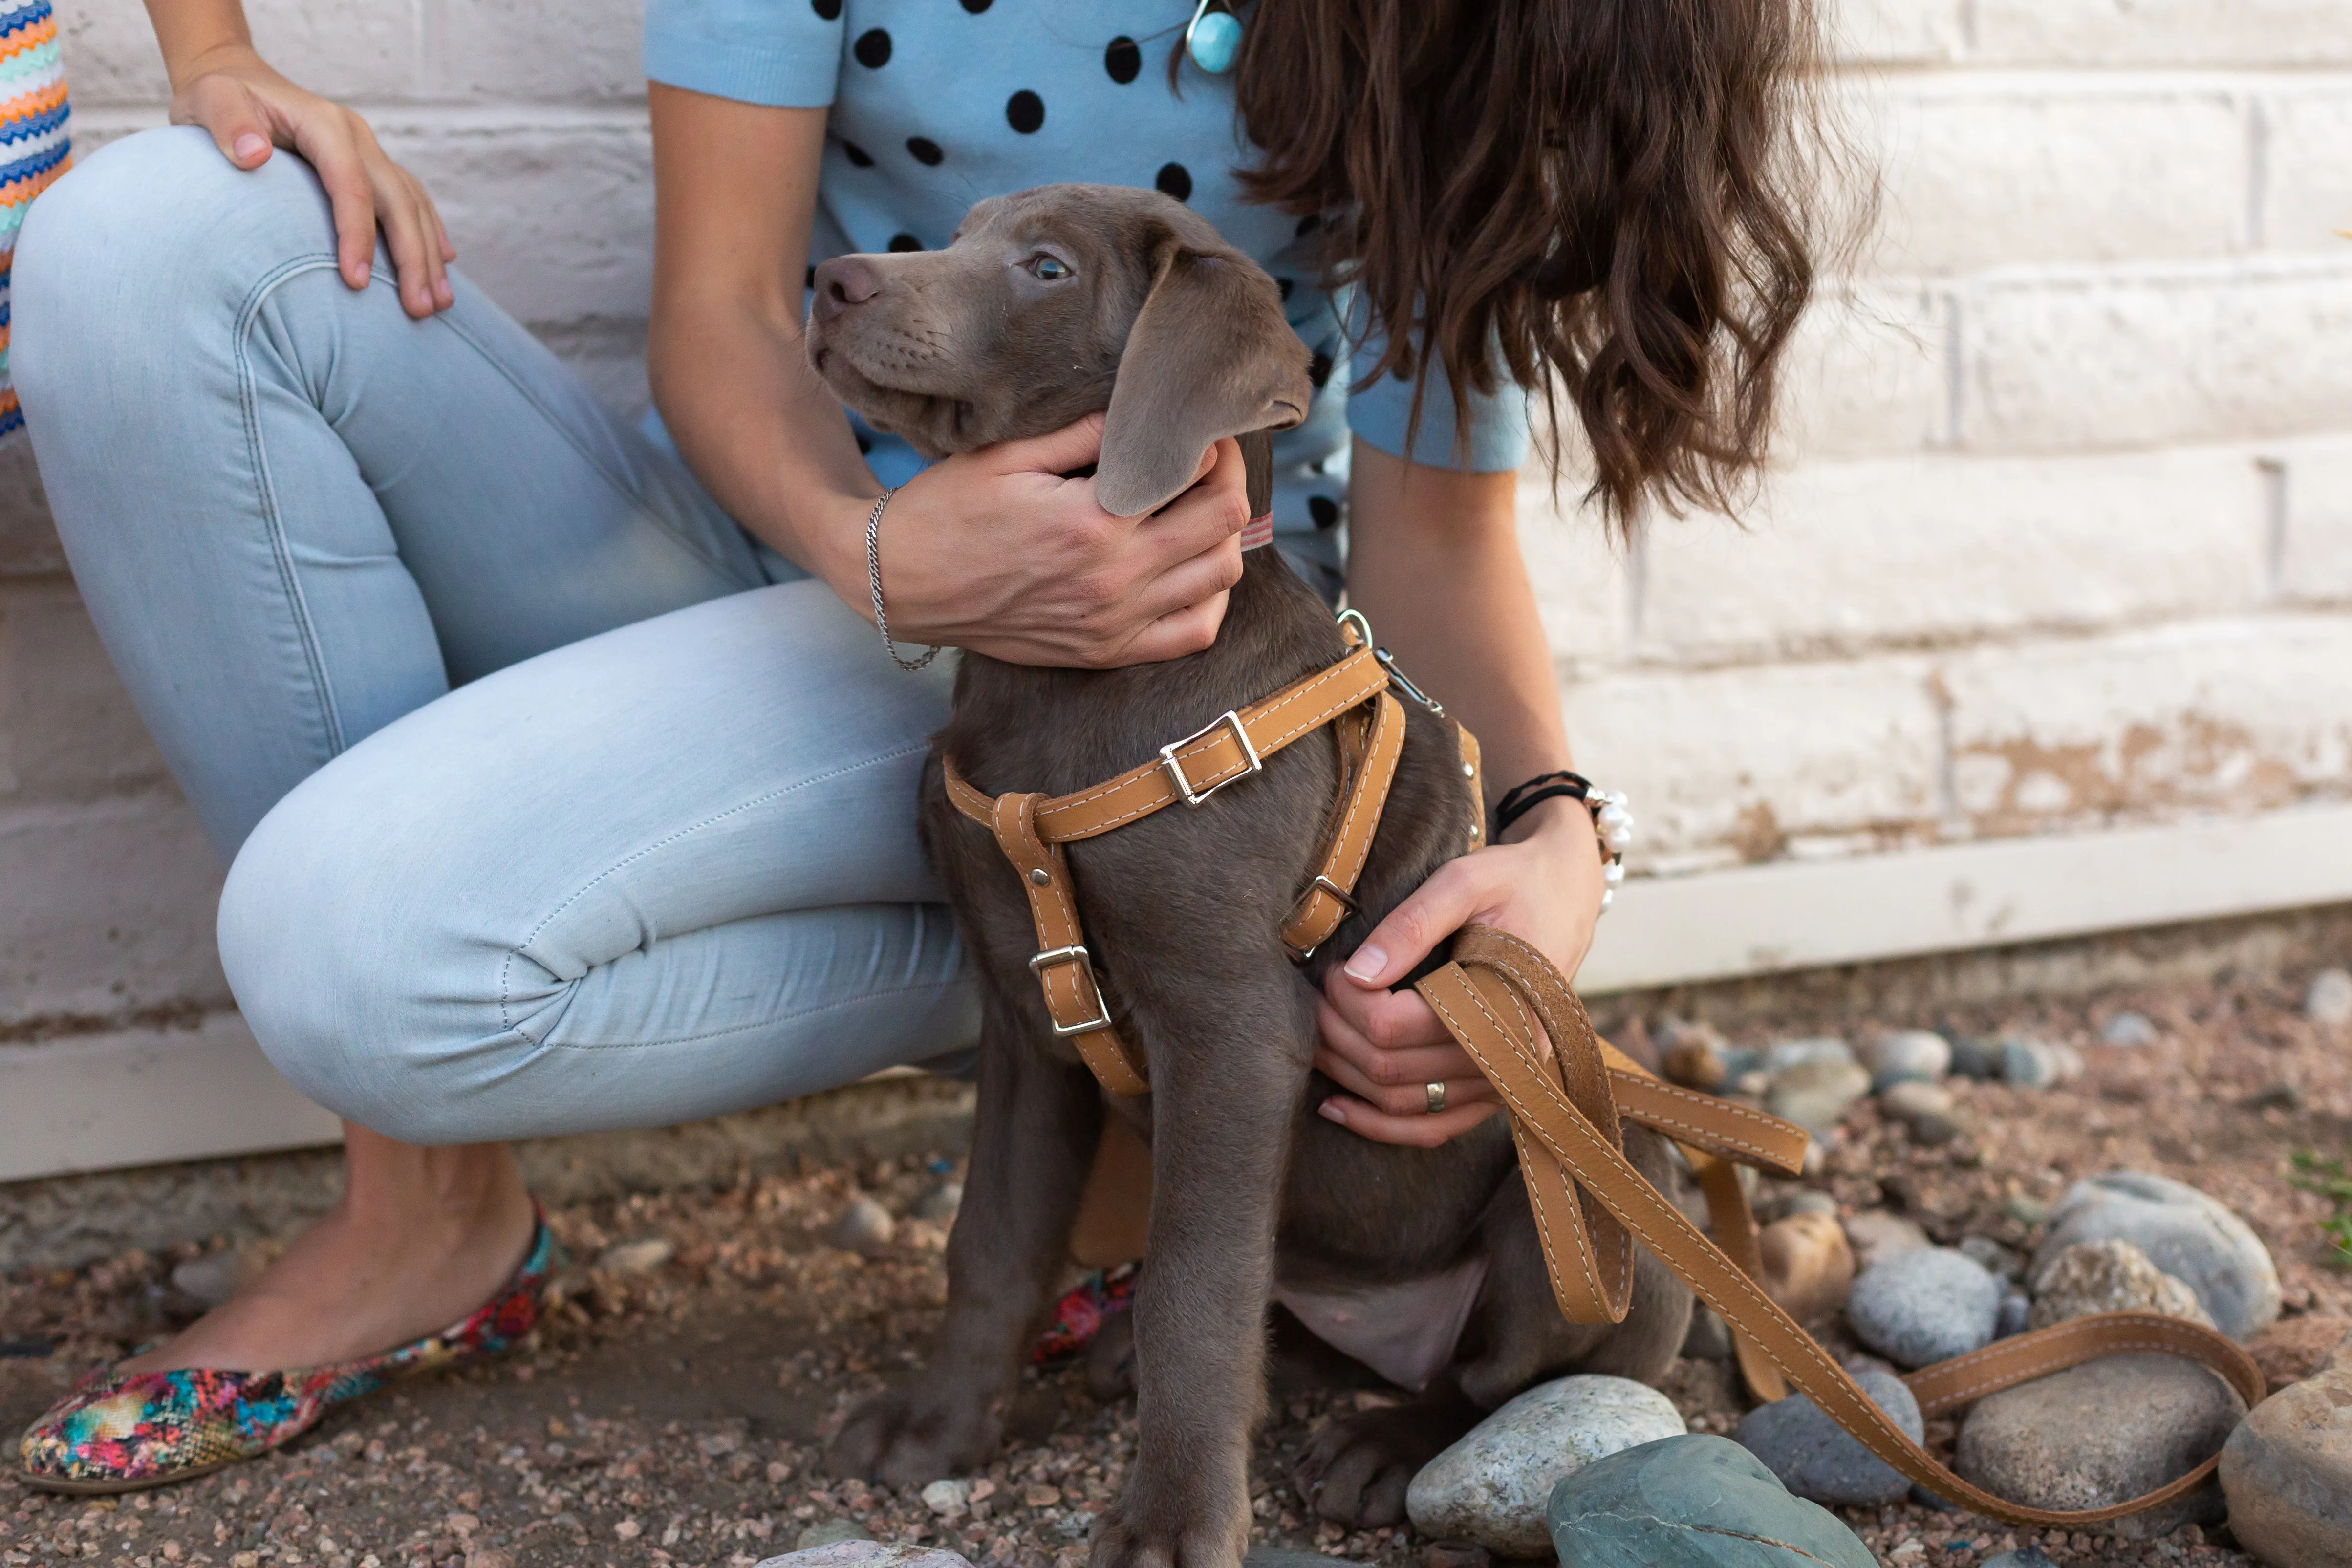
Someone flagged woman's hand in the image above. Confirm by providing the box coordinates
[165,43,453,318]
[1314,796,1604,1147]
[870,416,1252,667]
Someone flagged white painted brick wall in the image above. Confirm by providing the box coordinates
[5,0,2350,1043]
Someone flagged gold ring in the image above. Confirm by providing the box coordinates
[1425,1081,1447,1115]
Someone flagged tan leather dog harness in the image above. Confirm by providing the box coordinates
[945,620,1475,1096]
[944,626,2264,1529]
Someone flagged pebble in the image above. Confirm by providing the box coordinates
[1994,1290,2030,1339]
[757,1544,965,1568]
[2027,1238,2213,1330]
[2030,1170,2280,1340]
[1978,1552,2058,1568]
[911,1181,963,1223]
[1846,1247,2001,1368]
[2100,1011,2158,1047]
[1733,1368,1921,1505]
[792,1523,876,1552]
[169,1247,264,1307]
[2004,1194,2051,1226]
[2219,1358,2352,1566]
[1946,1033,2003,1081]
[1766,1058,1873,1138]
[2306,967,2352,1026]
[2247,1311,2352,1387]
[2242,1080,2304,1111]
[1662,1040,1727,1092]
[1757,1211,1855,1326]
[1842,1210,1929,1273]
[1764,1036,1855,1074]
[1957,1234,2023,1281]
[830,1196,898,1256]
[1546,1434,1874,1568]
[1416,1544,1491,1568]
[1864,1030,1950,1091]
[1999,1036,2081,1089]
[1957,1353,2244,1539]
[1877,1080,1963,1146]
[594,1237,674,1276]
[1782,1189,1840,1219]
[1404,1375,1686,1555]
[920,1478,971,1516]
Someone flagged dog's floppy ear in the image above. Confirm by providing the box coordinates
[1096,245,1314,518]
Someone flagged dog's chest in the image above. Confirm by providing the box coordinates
[1273,1257,1490,1392]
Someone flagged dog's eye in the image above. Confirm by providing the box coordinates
[1027,255,1073,281]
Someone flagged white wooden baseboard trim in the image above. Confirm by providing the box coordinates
[1578,801,2352,993]
[5,804,2348,1182]
[0,1013,342,1183]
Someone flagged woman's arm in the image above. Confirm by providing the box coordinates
[144,0,453,316]
[1312,437,1609,1146]
[647,85,1252,668]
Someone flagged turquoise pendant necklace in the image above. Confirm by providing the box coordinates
[1184,0,1243,73]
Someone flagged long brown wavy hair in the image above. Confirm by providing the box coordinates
[1230,0,1827,527]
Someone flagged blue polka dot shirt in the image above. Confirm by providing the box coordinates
[644,0,1532,595]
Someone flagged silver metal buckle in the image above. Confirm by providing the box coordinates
[1160,709,1263,807]
[1029,944,1113,1036]
[1283,875,1361,963]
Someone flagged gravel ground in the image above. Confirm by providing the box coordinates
[3,965,2347,1568]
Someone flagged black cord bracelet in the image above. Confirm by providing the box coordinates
[1492,768,1631,912]
[1494,770,1598,838]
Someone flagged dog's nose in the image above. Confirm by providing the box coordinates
[811,257,885,322]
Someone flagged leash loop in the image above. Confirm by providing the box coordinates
[1418,925,2269,1527]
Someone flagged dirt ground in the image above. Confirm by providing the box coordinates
[3,965,2347,1568]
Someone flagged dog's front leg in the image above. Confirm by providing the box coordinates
[831,991,1103,1485]
[1093,970,1310,1568]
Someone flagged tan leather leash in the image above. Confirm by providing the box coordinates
[945,620,1476,1095]
[1418,924,2270,1527]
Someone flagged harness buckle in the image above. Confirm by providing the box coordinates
[1160,709,1263,807]
[1283,875,1361,963]
[1029,944,1114,1036]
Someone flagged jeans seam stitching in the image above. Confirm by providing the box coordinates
[233,254,357,756]
[521,973,968,1053]
[496,737,937,1031]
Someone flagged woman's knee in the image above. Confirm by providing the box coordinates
[217,770,514,1146]
[15,128,345,407]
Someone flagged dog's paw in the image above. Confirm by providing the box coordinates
[1085,1492,1247,1568]
[827,1381,1001,1487]
[1292,1404,1457,1527]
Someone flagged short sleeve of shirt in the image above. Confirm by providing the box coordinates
[1341,294,1532,473]
[644,0,844,109]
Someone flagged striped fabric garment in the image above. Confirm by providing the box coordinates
[0,0,67,437]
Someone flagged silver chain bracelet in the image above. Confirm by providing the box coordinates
[864,488,939,672]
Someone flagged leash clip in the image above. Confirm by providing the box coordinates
[1028,945,1114,1036]
[1160,709,1263,807]
[1375,648,1445,717]
[1335,608,1446,716]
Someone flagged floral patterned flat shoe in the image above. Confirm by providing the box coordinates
[16,1207,556,1495]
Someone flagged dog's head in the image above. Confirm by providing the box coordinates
[805,184,1313,517]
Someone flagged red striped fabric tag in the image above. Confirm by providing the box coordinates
[1240,512,1274,551]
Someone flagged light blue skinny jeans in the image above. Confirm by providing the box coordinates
[14,128,979,1142]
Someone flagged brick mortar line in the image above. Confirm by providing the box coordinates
[1547,606,2352,682]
